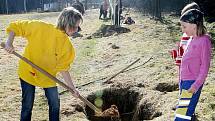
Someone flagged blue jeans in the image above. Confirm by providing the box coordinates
[20,79,60,121]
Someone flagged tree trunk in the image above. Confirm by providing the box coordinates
[155,0,161,20]
[6,0,8,14]
[24,0,27,12]
[84,0,88,10]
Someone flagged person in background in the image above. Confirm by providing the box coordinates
[174,8,212,121]
[99,0,109,19]
[72,0,85,15]
[72,0,85,32]
[4,7,82,121]
[123,16,135,25]
[99,4,104,19]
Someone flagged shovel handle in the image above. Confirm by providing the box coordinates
[1,42,102,114]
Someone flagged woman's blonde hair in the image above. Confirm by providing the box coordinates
[56,7,83,31]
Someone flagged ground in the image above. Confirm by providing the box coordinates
[0,9,215,121]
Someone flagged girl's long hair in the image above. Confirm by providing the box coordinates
[196,21,207,36]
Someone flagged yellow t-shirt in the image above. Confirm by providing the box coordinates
[6,20,75,88]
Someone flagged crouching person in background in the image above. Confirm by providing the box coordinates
[4,7,83,121]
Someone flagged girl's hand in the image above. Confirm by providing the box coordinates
[188,86,196,94]
[171,42,180,50]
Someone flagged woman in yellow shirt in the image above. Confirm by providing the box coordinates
[4,7,82,121]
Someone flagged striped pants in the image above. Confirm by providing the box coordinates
[174,80,203,121]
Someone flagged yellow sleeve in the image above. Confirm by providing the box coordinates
[6,20,32,37]
[56,38,75,71]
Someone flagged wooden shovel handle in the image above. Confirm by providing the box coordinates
[1,42,101,114]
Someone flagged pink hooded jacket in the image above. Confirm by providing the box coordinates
[180,34,212,92]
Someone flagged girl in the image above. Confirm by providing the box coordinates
[174,9,212,121]
[4,7,82,121]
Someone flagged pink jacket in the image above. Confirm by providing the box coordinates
[180,35,212,92]
[103,0,109,11]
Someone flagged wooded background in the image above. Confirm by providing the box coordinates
[0,0,214,21]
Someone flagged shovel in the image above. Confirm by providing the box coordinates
[1,42,102,114]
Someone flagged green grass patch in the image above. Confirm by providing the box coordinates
[76,39,97,62]
[78,39,97,59]
[72,39,97,76]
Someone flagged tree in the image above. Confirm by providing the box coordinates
[24,0,27,12]
[6,0,8,14]
[154,0,161,20]
[193,0,215,22]
[84,0,88,10]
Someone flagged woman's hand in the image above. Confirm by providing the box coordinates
[60,70,80,98]
[71,88,80,98]
[4,31,15,54]
[5,41,14,54]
